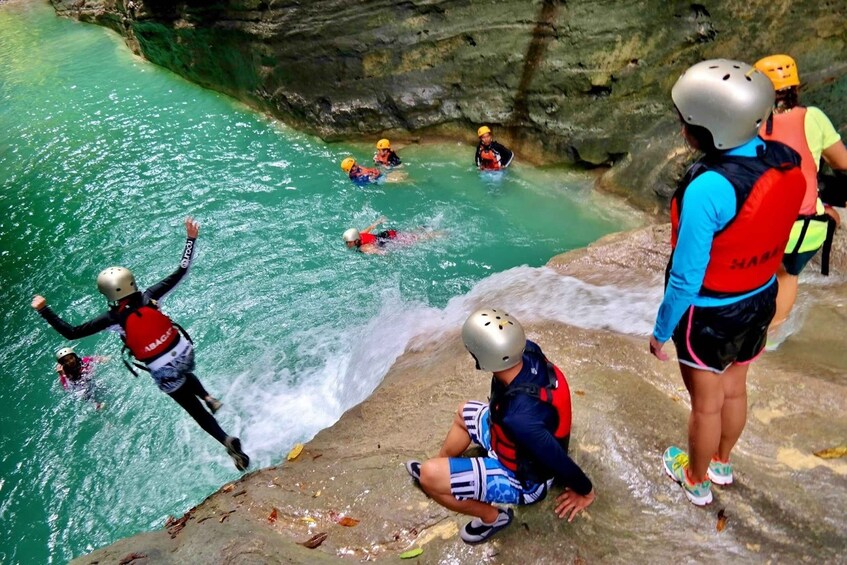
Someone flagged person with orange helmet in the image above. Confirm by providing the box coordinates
[373,138,402,167]
[754,54,847,338]
[475,126,513,171]
[340,156,382,184]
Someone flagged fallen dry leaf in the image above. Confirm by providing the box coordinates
[814,445,847,459]
[118,553,147,565]
[287,443,305,461]
[313,490,322,498]
[716,508,728,532]
[574,390,586,397]
[298,532,328,549]
[222,484,235,493]
[336,516,360,527]
[268,508,278,524]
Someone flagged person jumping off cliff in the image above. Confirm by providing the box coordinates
[31,217,250,471]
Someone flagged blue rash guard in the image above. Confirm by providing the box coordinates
[490,341,593,495]
[653,138,776,342]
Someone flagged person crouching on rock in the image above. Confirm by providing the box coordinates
[405,308,595,545]
[55,345,107,409]
[373,138,402,167]
[341,157,381,184]
[475,126,513,171]
[31,217,250,471]
[649,60,805,506]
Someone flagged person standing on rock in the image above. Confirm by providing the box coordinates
[475,126,513,171]
[405,308,594,544]
[754,54,847,340]
[31,217,250,472]
[649,59,805,506]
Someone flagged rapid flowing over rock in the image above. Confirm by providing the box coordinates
[71,223,847,563]
[50,0,847,208]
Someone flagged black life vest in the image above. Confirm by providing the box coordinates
[489,343,572,482]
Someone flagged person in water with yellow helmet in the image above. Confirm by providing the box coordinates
[340,157,382,184]
[753,54,847,340]
[373,138,402,167]
[475,126,513,171]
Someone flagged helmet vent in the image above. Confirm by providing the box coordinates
[484,321,491,326]
[708,65,718,69]
[745,76,752,81]
[502,356,509,361]
[732,65,740,69]
[722,74,730,81]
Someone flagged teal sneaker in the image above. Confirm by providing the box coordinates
[662,446,713,506]
[707,457,733,485]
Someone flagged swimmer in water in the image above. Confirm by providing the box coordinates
[374,139,402,167]
[342,217,444,255]
[341,157,382,184]
[55,346,108,410]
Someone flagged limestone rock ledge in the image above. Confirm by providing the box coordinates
[50,0,847,208]
[73,223,847,564]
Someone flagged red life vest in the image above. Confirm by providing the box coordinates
[358,230,397,247]
[670,141,805,296]
[119,302,179,362]
[489,346,572,478]
[479,148,501,171]
[758,107,819,216]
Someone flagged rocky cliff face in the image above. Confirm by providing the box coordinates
[49,0,847,208]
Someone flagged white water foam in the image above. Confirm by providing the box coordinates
[232,265,662,467]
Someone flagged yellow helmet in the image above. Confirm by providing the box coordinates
[477,125,491,137]
[376,138,391,150]
[340,157,356,173]
[754,55,800,91]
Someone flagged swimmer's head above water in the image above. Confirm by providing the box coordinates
[342,228,360,248]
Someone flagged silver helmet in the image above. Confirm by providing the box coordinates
[672,59,774,150]
[96,266,138,302]
[55,346,75,361]
[461,308,526,372]
[342,228,360,243]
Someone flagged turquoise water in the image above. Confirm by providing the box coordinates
[0,2,643,563]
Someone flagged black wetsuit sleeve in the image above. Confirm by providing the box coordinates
[38,306,116,339]
[505,410,593,495]
[493,141,514,168]
[388,151,402,166]
[145,237,197,301]
[475,144,483,167]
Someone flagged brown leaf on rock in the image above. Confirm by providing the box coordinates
[336,516,360,527]
[716,508,728,532]
[298,532,328,549]
[814,446,847,459]
[268,508,278,524]
[222,484,235,493]
[574,390,586,397]
[118,553,147,565]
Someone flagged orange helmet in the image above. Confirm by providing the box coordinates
[477,125,492,137]
[340,157,356,172]
[754,55,800,91]
[376,138,391,150]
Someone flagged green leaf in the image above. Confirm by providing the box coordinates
[399,547,423,559]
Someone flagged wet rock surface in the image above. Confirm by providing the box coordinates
[73,225,847,563]
[49,0,847,208]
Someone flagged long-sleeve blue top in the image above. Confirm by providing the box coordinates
[652,138,776,342]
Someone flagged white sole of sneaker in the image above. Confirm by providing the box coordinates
[663,463,713,506]
[707,468,733,486]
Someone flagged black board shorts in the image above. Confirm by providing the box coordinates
[671,282,778,373]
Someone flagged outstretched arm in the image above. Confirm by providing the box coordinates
[32,295,115,339]
[146,217,199,301]
[361,216,386,235]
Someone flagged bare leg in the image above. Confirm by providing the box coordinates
[770,267,797,332]
[419,458,500,522]
[717,363,749,461]
[680,364,724,482]
[438,403,474,458]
